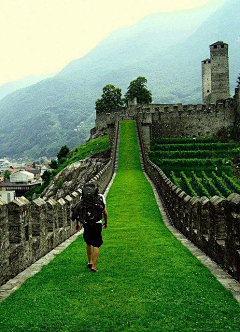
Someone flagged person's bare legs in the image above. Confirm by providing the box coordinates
[92,247,99,270]
[86,244,92,264]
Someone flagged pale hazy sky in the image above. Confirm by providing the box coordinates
[0,0,217,85]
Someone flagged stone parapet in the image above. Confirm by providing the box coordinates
[0,121,120,286]
[136,119,240,282]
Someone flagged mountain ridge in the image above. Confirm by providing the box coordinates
[0,73,55,102]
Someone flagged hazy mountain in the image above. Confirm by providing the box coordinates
[0,73,55,102]
[0,0,237,159]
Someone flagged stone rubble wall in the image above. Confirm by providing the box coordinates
[41,149,111,201]
[136,119,240,282]
[0,121,120,286]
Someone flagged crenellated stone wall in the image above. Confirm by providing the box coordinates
[136,119,240,282]
[94,96,237,150]
[137,99,235,142]
[0,120,120,286]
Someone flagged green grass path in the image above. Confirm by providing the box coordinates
[0,121,239,332]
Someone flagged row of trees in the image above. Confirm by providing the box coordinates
[95,77,152,113]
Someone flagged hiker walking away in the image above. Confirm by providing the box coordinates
[72,182,108,272]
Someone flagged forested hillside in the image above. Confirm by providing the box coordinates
[0,0,238,158]
[0,73,55,102]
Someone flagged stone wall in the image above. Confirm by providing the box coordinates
[137,119,240,282]
[94,99,236,150]
[210,42,230,104]
[201,58,211,104]
[137,100,235,142]
[0,121,120,286]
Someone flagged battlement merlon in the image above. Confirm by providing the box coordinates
[202,58,211,64]
[210,41,228,50]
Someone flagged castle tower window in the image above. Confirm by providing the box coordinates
[214,45,217,49]
[221,45,224,48]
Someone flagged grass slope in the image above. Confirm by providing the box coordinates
[57,134,109,172]
[0,121,239,331]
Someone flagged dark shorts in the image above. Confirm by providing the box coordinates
[83,222,103,248]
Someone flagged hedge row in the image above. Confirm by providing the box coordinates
[149,149,239,159]
[152,137,216,145]
[151,142,237,152]
[211,172,232,197]
[152,158,226,167]
[170,171,182,188]
[180,171,198,197]
[201,171,223,198]
[169,170,240,198]
[221,172,240,195]
[191,171,211,199]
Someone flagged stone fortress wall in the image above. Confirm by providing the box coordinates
[0,121,120,286]
[95,93,239,148]
[136,119,240,282]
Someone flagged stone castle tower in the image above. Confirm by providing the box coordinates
[202,41,230,104]
[201,58,211,103]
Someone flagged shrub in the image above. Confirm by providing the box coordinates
[58,179,63,189]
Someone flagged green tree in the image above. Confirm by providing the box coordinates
[124,77,152,104]
[50,159,58,169]
[95,84,123,112]
[57,145,69,161]
[41,170,51,184]
[4,170,11,180]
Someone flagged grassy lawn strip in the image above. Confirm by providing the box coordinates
[0,121,239,332]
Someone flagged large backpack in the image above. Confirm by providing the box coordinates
[71,183,105,224]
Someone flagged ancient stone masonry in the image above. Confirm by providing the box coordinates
[202,41,230,104]
[201,58,211,104]
[41,149,110,201]
[136,119,240,282]
[94,97,237,150]
[0,120,120,286]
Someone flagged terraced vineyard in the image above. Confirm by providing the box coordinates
[149,137,240,198]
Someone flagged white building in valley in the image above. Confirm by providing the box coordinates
[10,170,34,183]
